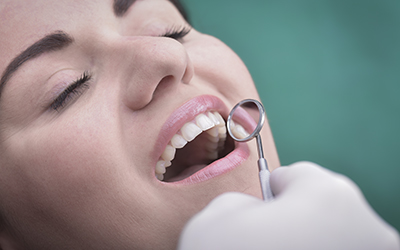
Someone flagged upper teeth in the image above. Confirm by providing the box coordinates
[229,120,250,139]
[155,111,248,181]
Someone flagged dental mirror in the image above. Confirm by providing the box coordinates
[227,99,274,201]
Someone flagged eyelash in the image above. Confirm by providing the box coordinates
[49,27,188,111]
[51,71,91,111]
[161,25,191,40]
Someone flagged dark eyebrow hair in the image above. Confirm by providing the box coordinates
[113,0,137,17]
[0,31,74,99]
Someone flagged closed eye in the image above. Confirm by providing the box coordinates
[50,71,91,111]
[161,25,191,40]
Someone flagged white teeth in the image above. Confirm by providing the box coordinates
[207,112,220,126]
[196,114,214,131]
[181,123,202,142]
[155,161,171,180]
[206,127,219,138]
[156,173,164,181]
[208,136,220,143]
[156,111,228,181]
[231,122,249,139]
[171,134,187,149]
[213,112,225,127]
[156,160,171,174]
[161,145,176,162]
[206,141,219,150]
[155,163,166,174]
[218,126,227,138]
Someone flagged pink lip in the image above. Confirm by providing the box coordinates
[154,95,250,185]
[172,142,249,185]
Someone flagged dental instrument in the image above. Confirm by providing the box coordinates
[227,99,274,201]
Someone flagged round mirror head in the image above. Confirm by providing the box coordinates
[227,99,266,142]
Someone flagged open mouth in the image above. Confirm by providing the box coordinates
[155,111,249,182]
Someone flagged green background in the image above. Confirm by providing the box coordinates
[182,0,400,232]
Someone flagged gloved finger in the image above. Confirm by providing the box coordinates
[178,192,263,250]
[270,161,352,198]
[270,162,400,250]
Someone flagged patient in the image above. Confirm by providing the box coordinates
[0,0,279,249]
[0,1,398,250]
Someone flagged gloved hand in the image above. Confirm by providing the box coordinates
[178,161,400,250]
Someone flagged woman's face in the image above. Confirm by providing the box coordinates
[0,0,279,249]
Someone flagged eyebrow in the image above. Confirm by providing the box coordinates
[0,0,186,100]
[0,1,133,99]
[113,0,137,17]
[0,31,74,99]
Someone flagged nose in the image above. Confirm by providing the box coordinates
[108,36,194,110]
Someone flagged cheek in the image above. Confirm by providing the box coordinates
[0,119,197,248]
[4,126,112,202]
[0,112,135,213]
[0,118,164,244]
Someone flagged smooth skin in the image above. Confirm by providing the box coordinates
[0,0,279,249]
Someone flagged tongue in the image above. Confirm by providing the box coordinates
[165,164,207,182]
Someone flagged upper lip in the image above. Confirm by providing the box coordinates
[153,95,229,167]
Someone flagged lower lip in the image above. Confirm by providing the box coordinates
[165,142,250,185]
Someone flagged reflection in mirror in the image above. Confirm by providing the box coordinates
[228,100,263,141]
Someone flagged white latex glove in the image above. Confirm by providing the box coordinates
[178,161,400,250]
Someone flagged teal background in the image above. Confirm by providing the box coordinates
[182,0,400,232]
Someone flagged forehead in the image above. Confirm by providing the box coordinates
[0,0,127,74]
[0,0,113,32]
